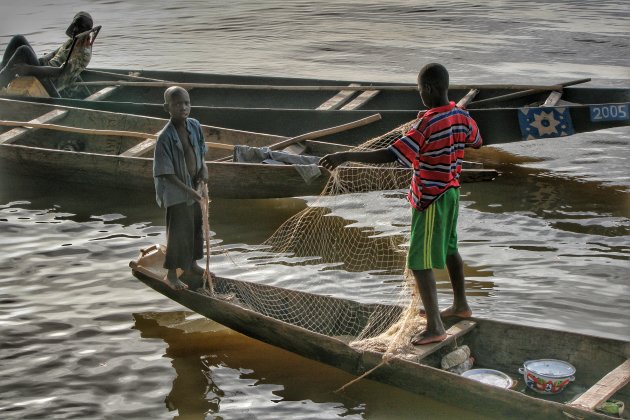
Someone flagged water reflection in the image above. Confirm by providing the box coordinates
[134,313,220,418]
[131,311,491,420]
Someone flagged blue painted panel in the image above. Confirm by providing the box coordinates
[589,104,629,122]
[518,107,575,140]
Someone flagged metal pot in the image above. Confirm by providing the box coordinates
[519,359,575,394]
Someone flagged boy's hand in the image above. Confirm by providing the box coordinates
[189,188,203,202]
[319,152,348,171]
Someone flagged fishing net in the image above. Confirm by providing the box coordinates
[209,118,429,364]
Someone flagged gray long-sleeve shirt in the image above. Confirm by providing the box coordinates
[153,118,207,208]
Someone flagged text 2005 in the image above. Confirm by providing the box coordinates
[590,104,629,122]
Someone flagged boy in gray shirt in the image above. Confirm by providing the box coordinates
[153,86,211,290]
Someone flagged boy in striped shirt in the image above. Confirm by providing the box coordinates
[319,63,482,345]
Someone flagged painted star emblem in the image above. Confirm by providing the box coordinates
[531,110,560,136]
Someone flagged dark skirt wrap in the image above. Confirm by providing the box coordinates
[164,202,204,271]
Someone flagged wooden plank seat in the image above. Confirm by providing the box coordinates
[568,359,630,412]
[341,89,380,110]
[0,109,68,145]
[85,86,119,101]
[119,135,160,157]
[316,83,360,110]
[543,91,563,106]
[409,320,477,362]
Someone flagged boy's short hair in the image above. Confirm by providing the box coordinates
[164,86,188,104]
[418,63,449,92]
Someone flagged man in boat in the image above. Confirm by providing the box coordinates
[153,86,214,291]
[319,63,481,345]
[0,11,94,97]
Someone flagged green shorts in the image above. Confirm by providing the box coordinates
[408,188,460,270]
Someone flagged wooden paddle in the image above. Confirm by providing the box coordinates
[213,113,382,162]
[466,78,591,108]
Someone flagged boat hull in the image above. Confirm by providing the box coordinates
[17,96,630,146]
[78,68,630,111]
[0,98,497,199]
[130,248,630,419]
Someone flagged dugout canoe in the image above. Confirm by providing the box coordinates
[0,98,497,199]
[130,244,630,419]
[4,68,629,145]
[70,68,630,111]
[17,95,630,146]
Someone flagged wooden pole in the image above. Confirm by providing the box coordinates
[0,120,235,150]
[213,113,382,162]
[82,69,172,82]
[467,78,591,108]
[77,80,573,92]
[197,182,214,295]
[0,120,156,139]
[456,88,480,108]
[268,114,382,150]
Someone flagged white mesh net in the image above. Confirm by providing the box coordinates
[213,118,427,361]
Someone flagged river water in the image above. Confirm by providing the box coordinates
[1,1,629,419]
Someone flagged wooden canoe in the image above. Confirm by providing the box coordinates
[16,95,630,147]
[130,245,630,419]
[3,68,629,145]
[70,68,630,110]
[0,98,497,199]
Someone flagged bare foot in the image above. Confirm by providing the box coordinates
[411,330,448,346]
[163,273,189,291]
[419,305,472,319]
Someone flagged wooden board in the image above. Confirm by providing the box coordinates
[568,359,630,411]
[317,84,360,110]
[85,86,119,101]
[543,91,563,106]
[119,135,159,157]
[410,320,477,361]
[341,90,381,110]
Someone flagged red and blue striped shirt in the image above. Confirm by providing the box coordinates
[387,102,482,211]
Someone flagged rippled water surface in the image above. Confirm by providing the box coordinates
[1,1,629,418]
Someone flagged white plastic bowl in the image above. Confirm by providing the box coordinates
[461,368,514,389]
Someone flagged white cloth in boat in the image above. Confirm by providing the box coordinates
[233,145,322,184]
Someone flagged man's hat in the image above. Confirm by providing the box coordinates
[66,11,93,37]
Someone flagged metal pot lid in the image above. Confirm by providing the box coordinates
[462,369,514,389]
[524,359,576,378]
